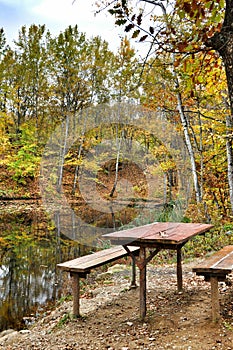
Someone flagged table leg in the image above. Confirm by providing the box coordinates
[177,247,183,292]
[71,273,80,317]
[139,247,147,320]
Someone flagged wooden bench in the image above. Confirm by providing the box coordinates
[57,245,140,317]
[192,245,233,321]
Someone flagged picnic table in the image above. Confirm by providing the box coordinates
[103,221,213,320]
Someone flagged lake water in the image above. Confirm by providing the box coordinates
[0,202,93,331]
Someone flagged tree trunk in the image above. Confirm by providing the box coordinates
[109,129,123,198]
[72,139,84,195]
[176,89,202,203]
[172,56,202,203]
[57,115,69,191]
[207,1,233,213]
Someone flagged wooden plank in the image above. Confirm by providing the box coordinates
[193,246,233,274]
[103,222,213,245]
[57,246,139,273]
[139,223,213,244]
[103,223,156,241]
[58,246,124,269]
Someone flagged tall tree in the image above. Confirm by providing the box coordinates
[2,25,51,140]
[111,36,141,102]
[97,0,233,213]
[86,35,115,104]
[0,28,11,156]
[47,25,91,119]
[47,25,115,190]
[47,25,90,190]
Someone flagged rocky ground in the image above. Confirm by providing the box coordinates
[1,260,233,350]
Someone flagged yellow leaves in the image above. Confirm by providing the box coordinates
[197,76,204,84]
[0,236,10,249]
[152,144,169,158]
[0,113,12,157]
[173,50,227,103]
[82,158,102,173]
[65,157,83,166]
[159,159,176,172]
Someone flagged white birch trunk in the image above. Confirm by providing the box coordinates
[57,115,69,191]
[172,56,202,203]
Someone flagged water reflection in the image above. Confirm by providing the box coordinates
[0,197,182,331]
[0,204,89,331]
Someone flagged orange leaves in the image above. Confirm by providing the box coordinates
[105,0,224,53]
[177,42,188,52]
[177,0,218,20]
[180,0,205,19]
[175,0,224,45]
[182,2,192,14]
[174,50,225,100]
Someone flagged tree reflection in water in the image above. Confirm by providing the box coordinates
[0,205,89,331]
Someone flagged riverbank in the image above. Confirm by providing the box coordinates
[1,260,233,350]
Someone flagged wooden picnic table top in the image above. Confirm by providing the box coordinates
[103,222,214,247]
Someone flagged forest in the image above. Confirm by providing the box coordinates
[1,0,233,232]
[1,0,233,333]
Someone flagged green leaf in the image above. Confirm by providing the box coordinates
[132,29,140,38]
[197,76,204,83]
[115,19,127,26]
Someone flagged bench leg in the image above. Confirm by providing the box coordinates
[71,273,80,317]
[210,276,220,322]
[177,247,183,292]
[130,255,137,288]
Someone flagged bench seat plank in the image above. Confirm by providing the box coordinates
[57,245,140,317]
[57,245,139,273]
[193,245,233,275]
[192,245,233,322]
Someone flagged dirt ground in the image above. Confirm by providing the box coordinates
[1,260,233,350]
